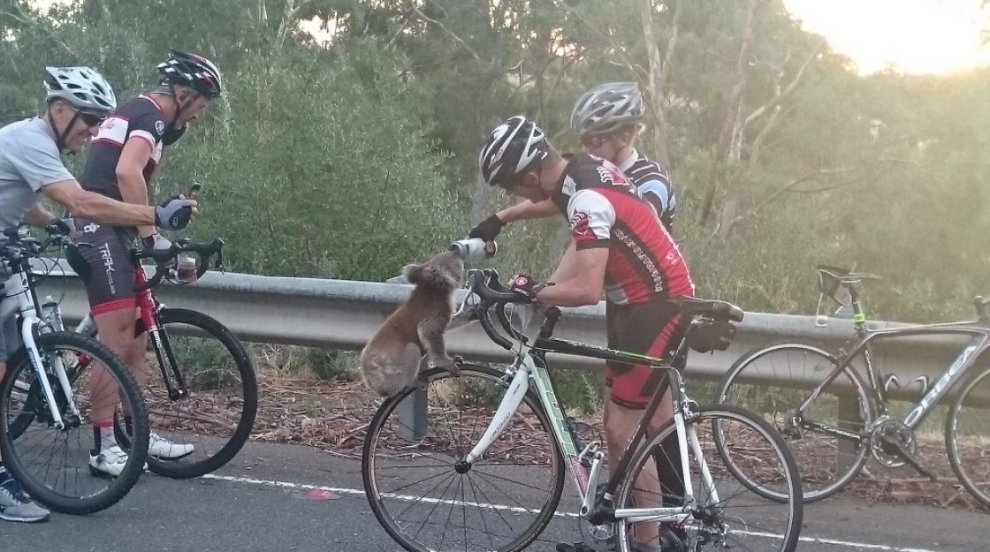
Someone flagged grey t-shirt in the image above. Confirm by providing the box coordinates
[0,117,73,230]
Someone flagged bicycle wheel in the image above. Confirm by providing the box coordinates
[362,363,565,552]
[946,363,990,507]
[0,331,149,515]
[118,308,257,479]
[717,343,873,501]
[616,405,803,552]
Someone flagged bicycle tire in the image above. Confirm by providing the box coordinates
[362,363,565,552]
[716,343,873,501]
[117,308,257,479]
[0,331,150,515]
[616,404,804,552]
[945,362,990,508]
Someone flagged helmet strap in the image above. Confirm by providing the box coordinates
[46,104,79,153]
[167,84,201,131]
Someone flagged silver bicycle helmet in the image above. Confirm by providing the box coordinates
[44,66,117,113]
[570,81,644,138]
[478,115,549,187]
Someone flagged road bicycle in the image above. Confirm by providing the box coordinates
[362,268,803,552]
[52,234,258,479]
[0,227,149,514]
[717,265,990,504]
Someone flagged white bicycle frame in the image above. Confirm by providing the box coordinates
[459,301,716,528]
[1,264,78,430]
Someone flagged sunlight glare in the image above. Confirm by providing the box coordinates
[784,0,990,75]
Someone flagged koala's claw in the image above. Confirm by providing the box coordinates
[432,357,460,376]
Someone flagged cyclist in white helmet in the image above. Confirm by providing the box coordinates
[468,81,677,241]
[0,66,197,523]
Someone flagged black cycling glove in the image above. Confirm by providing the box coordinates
[467,214,505,242]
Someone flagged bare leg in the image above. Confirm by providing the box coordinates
[604,389,674,546]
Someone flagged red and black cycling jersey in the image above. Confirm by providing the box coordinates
[79,95,170,201]
[618,149,676,231]
[551,153,694,305]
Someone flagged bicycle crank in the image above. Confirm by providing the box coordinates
[870,421,937,481]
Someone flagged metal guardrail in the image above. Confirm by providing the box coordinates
[33,261,974,384]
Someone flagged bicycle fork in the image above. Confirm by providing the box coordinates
[137,289,188,401]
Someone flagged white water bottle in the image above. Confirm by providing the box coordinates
[41,295,64,331]
[449,238,497,260]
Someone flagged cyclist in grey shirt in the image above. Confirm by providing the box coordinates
[0,66,197,523]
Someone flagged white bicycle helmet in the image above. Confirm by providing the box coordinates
[570,81,644,138]
[44,66,117,114]
[478,115,549,187]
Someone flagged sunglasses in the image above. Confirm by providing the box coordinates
[75,109,108,128]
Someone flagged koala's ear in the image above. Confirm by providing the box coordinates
[403,263,424,284]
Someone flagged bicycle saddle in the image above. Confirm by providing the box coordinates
[674,297,744,322]
[817,265,881,284]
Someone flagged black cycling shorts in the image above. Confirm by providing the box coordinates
[67,221,139,315]
[605,299,688,410]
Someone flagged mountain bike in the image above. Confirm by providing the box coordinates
[53,235,258,479]
[0,227,149,514]
[362,268,803,552]
[717,265,990,504]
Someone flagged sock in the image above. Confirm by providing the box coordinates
[124,416,133,437]
[93,420,115,452]
[0,462,7,483]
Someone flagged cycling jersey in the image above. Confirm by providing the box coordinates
[73,94,173,314]
[79,94,169,201]
[552,153,694,306]
[618,149,675,231]
[0,118,73,230]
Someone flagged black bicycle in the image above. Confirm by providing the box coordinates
[56,235,258,479]
[718,265,990,504]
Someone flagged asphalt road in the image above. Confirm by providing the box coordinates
[2,440,987,552]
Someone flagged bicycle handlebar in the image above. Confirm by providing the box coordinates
[132,238,225,290]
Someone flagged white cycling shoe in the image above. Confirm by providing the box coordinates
[149,432,195,460]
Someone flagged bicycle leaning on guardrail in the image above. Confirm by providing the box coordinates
[717,265,990,505]
[45,228,258,479]
[361,267,803,552]
[0,226,149,514]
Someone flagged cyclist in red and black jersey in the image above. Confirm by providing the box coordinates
[68,50,223,476]
[468,81,677,243]
[478,115,693,552]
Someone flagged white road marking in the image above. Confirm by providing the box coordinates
[202,474,939,552]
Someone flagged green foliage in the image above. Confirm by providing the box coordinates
[2,0,988,327]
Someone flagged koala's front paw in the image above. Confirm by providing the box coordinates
[432,356,460,376]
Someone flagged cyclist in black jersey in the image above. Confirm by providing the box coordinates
[468,82,677,242]
[68,50,223,476]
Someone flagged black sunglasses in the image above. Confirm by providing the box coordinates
[75,109,108,128]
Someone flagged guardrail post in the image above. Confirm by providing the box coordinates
[397,388,428,440]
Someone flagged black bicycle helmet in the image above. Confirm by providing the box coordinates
[157,50,224,98]
[478,115,549,187]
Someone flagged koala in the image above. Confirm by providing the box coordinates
[360,250,464,397]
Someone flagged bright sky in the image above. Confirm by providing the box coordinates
[784,0,990,75]
[28,0,990,76]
